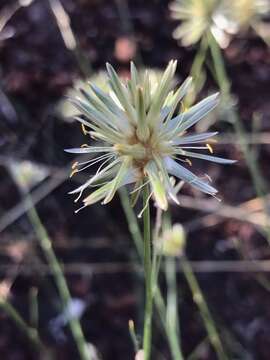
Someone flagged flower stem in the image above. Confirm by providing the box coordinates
[119,188,184,359]
[165,257,184,360]
[0,299,43,352]
[23,193,90,360]
[181,257,228,360]
[142,185,153,360]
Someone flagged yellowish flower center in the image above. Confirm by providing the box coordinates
[114,126,172,170]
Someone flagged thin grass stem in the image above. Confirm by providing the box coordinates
[0,298,42,351]
[142,185,153,360]
[22,191,91,360]
[181,257,228,360]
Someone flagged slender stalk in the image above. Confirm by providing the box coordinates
[142,185,153,360]
[208,33,270,241]
[187,36,209,106]
[0,299,42,351]
[119,187,143,258]
[165,258,184,360]
[119,188,184,359]
[29,287,39,329]
[24,194,90,360]
[181,257,228,360]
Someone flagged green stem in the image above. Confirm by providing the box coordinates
[208,33,270,241]
[182,257,228,360]
[0,299,42,351]
[142,185,153,360]
[119,187,143,259]
[25,195,90,360]
[119,189,185,359]
[165,258,184,360]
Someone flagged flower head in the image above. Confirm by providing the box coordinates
[170,0,270,48]
[66,61,235,213]
[156,223,186,257]
[219,0,270,31]
[169,0,228,46]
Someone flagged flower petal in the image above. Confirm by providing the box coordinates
[103,156,132,204]
[69,159,121,195]
[165,157,218,195]
[106,63,137,125]
[146,60,177,128]
[167,93,219,134]
[64,147,113,154]
[83,182,112,206]
[145,161,168,210]
[175,150,236,164]
[173,131,218,145]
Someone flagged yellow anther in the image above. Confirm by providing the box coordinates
[206,143,214,154]
[81,124,88,135]
[72,161,79,169]
[69,169,78,178]
[185,158,192,166]
[80,144,89,148]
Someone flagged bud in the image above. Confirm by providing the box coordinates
[157,224,186,257]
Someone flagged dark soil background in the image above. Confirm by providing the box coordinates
[0,0,270,359]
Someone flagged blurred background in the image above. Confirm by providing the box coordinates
[0,0,270,359]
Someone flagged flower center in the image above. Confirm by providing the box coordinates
[114,126,172,170]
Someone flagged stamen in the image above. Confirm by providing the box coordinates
[81,124,89,135]
[76,154,113,173]
[70,169,78,178]
[96,155,115,175]
[77,153,110,167]
[185,158,192,166]
[206,143,214,153]
[138,191,153,218]
[74,189,84,203]
[130,180,150,194]
[72,161,79,169]
[74,204,87,214]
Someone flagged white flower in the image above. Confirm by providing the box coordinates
[219,0,270,31]
[170,0,270,48]
[169,0,230,47]
[66,61,235,213]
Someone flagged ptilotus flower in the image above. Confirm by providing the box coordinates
[156,223,186,257]
[58,69,170,120]
[170,0,270,48]
[169,0,230,47]
[66,61,235,214]
[220,0,270,31]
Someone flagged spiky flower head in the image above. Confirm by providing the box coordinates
[219,0,270,30]
[58,70,167,119]
[66,61,235,214]
[170,0,270,48]
[169,0,229,47]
